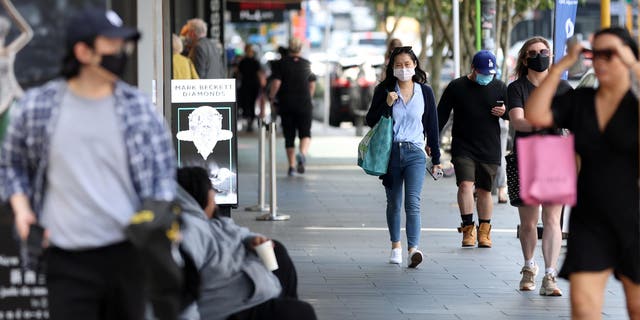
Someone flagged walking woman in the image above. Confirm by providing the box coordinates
[365,46,441,268]
[379,38,402,81]
[507,37,572,296]
[526,27,640,319]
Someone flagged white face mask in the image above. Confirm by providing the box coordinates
[393,68,415,82]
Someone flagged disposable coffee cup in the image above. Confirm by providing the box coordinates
[255,240,279,271]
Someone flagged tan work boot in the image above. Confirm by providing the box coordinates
[539,273,563,296]
[477,222,492,248]
[519,265,538,291]
[457,224,477,247]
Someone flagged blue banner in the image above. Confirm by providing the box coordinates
[553,0,579,79]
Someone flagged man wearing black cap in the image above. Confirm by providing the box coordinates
[437,50,508,249]
[0,8,176,319]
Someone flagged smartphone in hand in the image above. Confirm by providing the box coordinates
[427,166,444,181]
[21,224,44,270]
[496,100,504,106]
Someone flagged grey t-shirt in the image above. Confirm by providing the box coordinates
[41,87,139,250]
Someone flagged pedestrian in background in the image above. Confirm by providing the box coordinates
[237,43,263,132]
[0,8,176,319]
[437,50,508,248]
[507,36,572,296]
[380,38,402,81]
[526,27,640,319]
[366,46,441,268]
[184,18,225,79]
[268,37,316,176]
[171,34,199,80]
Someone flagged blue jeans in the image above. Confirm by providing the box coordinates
[385,142,426,249]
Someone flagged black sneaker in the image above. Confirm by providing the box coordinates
[287,167,296,177]
[296,154,306,174]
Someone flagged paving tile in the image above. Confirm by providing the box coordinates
[230,131,629,320]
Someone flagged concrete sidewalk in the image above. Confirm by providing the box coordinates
[230,123,627,320]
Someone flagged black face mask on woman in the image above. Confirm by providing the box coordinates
[526,55,550,72]
[100,52,128,78]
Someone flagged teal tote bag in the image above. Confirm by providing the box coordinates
[357,115,393,176]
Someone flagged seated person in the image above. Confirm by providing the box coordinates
[176,167,315,320]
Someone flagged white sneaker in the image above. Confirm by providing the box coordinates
[389,248,402,264]
[539,273,563,296]
[408,249,423,268]
[519,265,538,291]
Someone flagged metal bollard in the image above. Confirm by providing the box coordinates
[245,120,269,212]
[257,122,290,221]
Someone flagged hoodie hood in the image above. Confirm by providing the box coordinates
[176,185,209,220]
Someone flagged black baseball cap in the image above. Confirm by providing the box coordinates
[66,7,141,47]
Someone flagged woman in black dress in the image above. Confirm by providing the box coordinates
[526,27,640,319]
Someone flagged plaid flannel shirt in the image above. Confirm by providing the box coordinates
[0,79,176,218]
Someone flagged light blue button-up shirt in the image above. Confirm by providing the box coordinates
[392,82,425,149]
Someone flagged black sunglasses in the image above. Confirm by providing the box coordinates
[391,46,413,54]
[526,49,550,58]
[591,49,616,61]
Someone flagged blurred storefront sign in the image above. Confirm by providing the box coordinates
[227,1,300,23]
[209,0,223,45]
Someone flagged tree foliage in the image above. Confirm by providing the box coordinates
[369,0,557,97]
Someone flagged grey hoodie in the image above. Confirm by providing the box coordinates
[177,186,281,320]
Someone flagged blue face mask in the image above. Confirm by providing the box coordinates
[475,73,494,86]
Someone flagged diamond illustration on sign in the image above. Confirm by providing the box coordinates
[176,106,233,160]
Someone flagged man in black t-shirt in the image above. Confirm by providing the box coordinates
[437,50,508,248]
[268,38,317,176]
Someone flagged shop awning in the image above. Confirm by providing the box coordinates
[226,0,301,10]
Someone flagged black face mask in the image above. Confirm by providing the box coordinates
[526,55,550,73]
[100,52,128,77]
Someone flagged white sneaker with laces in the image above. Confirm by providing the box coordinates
[519,265,538,291]
[389,248,402,264]
[539,273,563,296]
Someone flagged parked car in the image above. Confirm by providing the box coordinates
[345,31,387,60]
[328,58,381,127]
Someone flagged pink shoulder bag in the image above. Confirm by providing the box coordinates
[516,134,577,206]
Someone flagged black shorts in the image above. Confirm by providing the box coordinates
[451,156,498,191]
[280,112,312,148]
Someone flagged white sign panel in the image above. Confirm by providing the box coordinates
[171,79,236,103]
